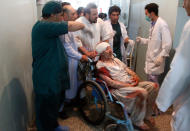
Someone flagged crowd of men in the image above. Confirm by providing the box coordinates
[31,1,190,131]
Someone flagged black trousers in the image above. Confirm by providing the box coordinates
[35,93,63,131]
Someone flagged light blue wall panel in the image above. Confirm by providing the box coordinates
[173,7,189,48]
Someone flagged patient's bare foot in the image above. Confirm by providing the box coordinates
[146,117,155,126]
[136,123,150,130]
[152,103,162,116]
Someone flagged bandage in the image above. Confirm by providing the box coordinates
[95,42,110,55]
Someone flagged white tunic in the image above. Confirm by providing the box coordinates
[140,17,172,75]
[60,32,82,99]
[156,19,190,131]
[74,16,111,51]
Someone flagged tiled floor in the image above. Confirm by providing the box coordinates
[27,106,172,131]
[58,107,172,131]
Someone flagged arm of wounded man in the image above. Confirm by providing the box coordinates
[98,67,134,89]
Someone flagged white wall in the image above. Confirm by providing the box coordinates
[120,0,131,27]
[153,0,178,38]
[111,0,130,26]
[37,0,50,19]
[0,0,37,130]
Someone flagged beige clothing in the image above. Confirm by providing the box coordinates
[96,58,158,126]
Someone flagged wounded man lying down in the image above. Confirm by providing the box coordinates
[95,42,158,130]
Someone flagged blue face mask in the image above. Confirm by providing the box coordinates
[145,15,151,22]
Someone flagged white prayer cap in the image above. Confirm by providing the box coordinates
[95,42,110,55]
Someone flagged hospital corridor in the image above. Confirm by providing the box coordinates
[0,0,190,131]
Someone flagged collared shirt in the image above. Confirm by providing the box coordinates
[151,21,156,27]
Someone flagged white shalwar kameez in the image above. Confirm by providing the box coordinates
[74,16,111,51]
[60,32,82,99]
[96,58,158,126]
[156,19,190,131]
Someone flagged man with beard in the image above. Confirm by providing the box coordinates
[74,3,112,59]
[96,42,158,130]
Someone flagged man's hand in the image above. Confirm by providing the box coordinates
[87,51,97,58]
[155,56,164,66]
[128,39,135,46]
[78,47,97,58]
[130,77,139,86]
[136,37,142,43]
[124,37,129,44]
[126,67,140,82]
[80,55,88,62]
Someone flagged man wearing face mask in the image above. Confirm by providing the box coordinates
[136,3,172,85]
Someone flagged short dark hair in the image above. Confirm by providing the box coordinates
[62,2,71,14]
[98,13,107,19]
[77,7,84,16]
[84,3,97,15]
[61,2,70,7]
[42,1,62,18]
[42,13,51,19]
[108,5,121,16]
[145,3,159,16]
